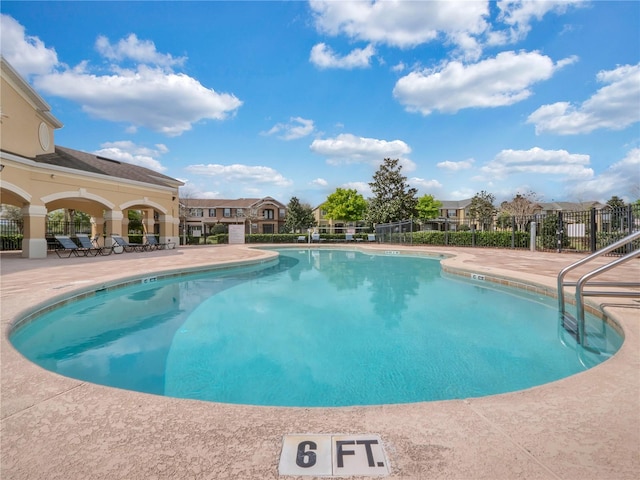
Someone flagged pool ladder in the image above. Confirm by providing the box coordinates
[557,231,640,347]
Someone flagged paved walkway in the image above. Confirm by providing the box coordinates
[1,244,638,479]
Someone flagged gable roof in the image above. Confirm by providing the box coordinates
[1,56,63,129]
[438,198,473,210]
[185,197,286,209]
[33,146,182,189]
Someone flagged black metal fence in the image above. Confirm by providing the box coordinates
[3,205,639,254]
[375,204,640,255]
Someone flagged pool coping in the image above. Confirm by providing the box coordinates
[1,244,638,479]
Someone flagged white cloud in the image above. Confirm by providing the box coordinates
[95,34,186,69]
[263,117,315,140]
[437,159,475,171]
[1,15,241,137]
[481,147,593,180]
[527,63,640,135]
[310,133,414,170]
[185,164,293,188]
[309,0,488,55]
[0,14,58,77]
[309,43,375,69]
[34,64,242,136]
[393,51,576,115]
[495,0,587,43]
[311,178,328,187]
[410,177,443,191]
[94,141,168,172]
[566,148,640,201]
[341,181,372,198]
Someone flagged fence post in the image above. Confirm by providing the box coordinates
[511,216,516,248]
[471,224,476,247]
[557,211,564,253]
[530,222,536,252]
[627,205,634,254]
[590,207,597,253]
[445,219,449,245]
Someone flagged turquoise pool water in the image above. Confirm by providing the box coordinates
[10,249,622,407]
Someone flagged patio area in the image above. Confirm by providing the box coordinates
[1,244,638,479]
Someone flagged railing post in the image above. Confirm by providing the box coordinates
[530,222,536,252]
[557,211,564,253]
[627,205,634,254]
[590,207,597,253]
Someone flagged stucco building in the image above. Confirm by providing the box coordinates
[0,56,183,258]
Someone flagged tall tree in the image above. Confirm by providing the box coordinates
[468,190,496,231]
[365,158,418,225]
[322,188,367,222]
[415,194,442,225]
[284,197,315,233]
[499,191,541,231]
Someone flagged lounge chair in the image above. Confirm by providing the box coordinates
[368,234,376,242]
[146,236,176,250]
[297,235,307,243]
[54,235,89,257]
[311,233,324,243]
[74,235,100,256]
[111,235,147,253]
[77,234,112,256]
[345,233,354,242]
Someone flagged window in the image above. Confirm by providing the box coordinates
[264,209,274,219]
[208,208,216,217]
[263,224,274,234]
[224,208,231,218]
[189,208,204,217]
[236,208,244,217]
[279,208,285,219]
[447,209,457,218]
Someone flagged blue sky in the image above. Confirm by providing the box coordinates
[2,1,639,207]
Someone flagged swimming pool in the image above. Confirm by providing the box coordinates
[10,248,622,407]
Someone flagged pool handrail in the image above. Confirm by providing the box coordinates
[557,230,640,345]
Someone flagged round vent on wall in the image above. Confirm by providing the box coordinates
[38,122,50,151]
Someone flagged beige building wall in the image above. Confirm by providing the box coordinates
[0,58,181,258]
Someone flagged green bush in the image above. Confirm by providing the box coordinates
[0,234,23,250]
[411,230,529,248]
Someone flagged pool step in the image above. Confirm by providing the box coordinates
[561,312,579,341]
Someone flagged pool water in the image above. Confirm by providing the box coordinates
[10,249,622,407]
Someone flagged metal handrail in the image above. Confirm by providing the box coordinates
[557,231,640,345]
[575,249,640,343]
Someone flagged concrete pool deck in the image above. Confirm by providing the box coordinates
[1,244,638,479]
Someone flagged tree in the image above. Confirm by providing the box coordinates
[499,191,541,231]
[606,196,625,208]
[283,197,315,233]
[0,205,23,221]
[415,194,442,225]
[322,188,367,222]
[606,195,628,230]
[468,190,496,231]
[178,186,198,245]
[127,210,143,234]
[365,158,418,225]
